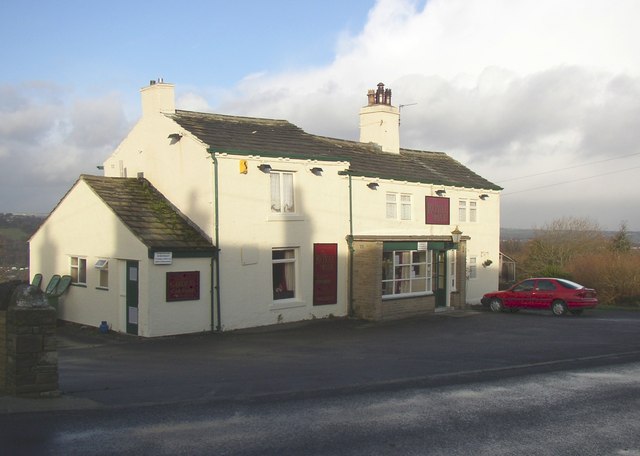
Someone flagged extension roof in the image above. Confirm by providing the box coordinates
[80,175,214,256]
[169,109,501,191]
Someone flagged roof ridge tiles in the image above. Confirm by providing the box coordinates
[168,109,501,191]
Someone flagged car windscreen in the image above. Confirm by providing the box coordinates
[556,279,583,289]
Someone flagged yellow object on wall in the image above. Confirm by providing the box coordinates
[239,160,248,174]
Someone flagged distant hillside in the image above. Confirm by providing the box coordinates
[0,213,44,267]
[501,227,640,245]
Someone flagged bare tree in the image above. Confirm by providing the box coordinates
[611,222,632,253]
[523,217,606,278]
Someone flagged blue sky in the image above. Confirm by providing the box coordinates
[1,0,639,230]
[3,1,371,90]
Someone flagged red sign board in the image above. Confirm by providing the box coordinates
[425,196,450,225]
[166,271,200,302]
[313,243,338,306]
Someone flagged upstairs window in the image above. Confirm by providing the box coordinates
[386,192,412,220]
[459,200,467,223]
[400,194,412,220]
[386,193,397,219]
[459,199,477,223]
[270,171,295,214]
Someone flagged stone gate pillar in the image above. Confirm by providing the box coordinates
[1,282,59,397]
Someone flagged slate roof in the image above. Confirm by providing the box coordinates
[81,175,215,255]
[169,109,501,190]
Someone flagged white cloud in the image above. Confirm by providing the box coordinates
[3,0,640,229]
[0,83,130,212]
[177,92,212,113]
[210,0,640,229]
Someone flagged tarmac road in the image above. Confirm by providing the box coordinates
[1,307,639,413]
[2,308,640,455]
[2,363,639,455]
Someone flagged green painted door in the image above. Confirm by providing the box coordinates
[434,250,447,308]
[126,261,139,335]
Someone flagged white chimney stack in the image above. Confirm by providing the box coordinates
[141,80,175,117]
[359,82,400,154]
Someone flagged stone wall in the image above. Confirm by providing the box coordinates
[0,282,58,397]
[382,294,436,319]
[0,310,5,392]
[351,240,383,320]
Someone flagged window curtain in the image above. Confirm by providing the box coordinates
[459,200,467,222]
[284,250,295,290]
[270,173,281,212]
[401,194,411,220]
[386,193,397,218]
[282,173,294,213]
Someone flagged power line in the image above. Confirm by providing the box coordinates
[502,165,640,196]
[498,151,640,183]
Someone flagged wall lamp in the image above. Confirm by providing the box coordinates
[451,226,463,243]
[167,133,182,143]
[310,167,323,176]
[435,189,446,196]
[258,163,272,173]
[367,182,380,189]
[479,194,489,200]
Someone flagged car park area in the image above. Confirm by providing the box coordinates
[1,307,635,412]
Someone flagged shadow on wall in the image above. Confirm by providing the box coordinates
[34,223,59,288]
[218,165,347,329]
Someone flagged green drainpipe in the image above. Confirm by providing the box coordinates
[209,150,222,331]
[338,170,354,316]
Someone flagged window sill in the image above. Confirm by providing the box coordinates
[96,287,109,291]
[382,291,433,301]
[270,300,306,311]
[268,214,304,222]
[71,283,87,288]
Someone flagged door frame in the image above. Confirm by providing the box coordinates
[434,249,448,308]
[126,260,139,335]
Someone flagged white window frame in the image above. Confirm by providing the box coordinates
[468,256,478,280]
[270,171,296,215]
[272,248,298,302]
[70,256,87,285]
[459,199,478,223]
[449,250,457,291]
[400,194,412,220]
[469,200,477,222]
[95,259,109,289]
[386,192,397,219]
[386,192,412,220]
[382,249,432,298]
[458,200,467,223]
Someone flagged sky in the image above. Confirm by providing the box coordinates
[1,0,639,231]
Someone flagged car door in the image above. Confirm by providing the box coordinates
[503,279,535,308]
[531,279,556,308]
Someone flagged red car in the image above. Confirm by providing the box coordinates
[481,278,598,316]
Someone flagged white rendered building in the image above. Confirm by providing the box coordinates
[30,81,501,336]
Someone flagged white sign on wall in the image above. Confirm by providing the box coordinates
[154,252,173,265]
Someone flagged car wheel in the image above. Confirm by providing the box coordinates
[489,298,504,312]
[551,300,568,316]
